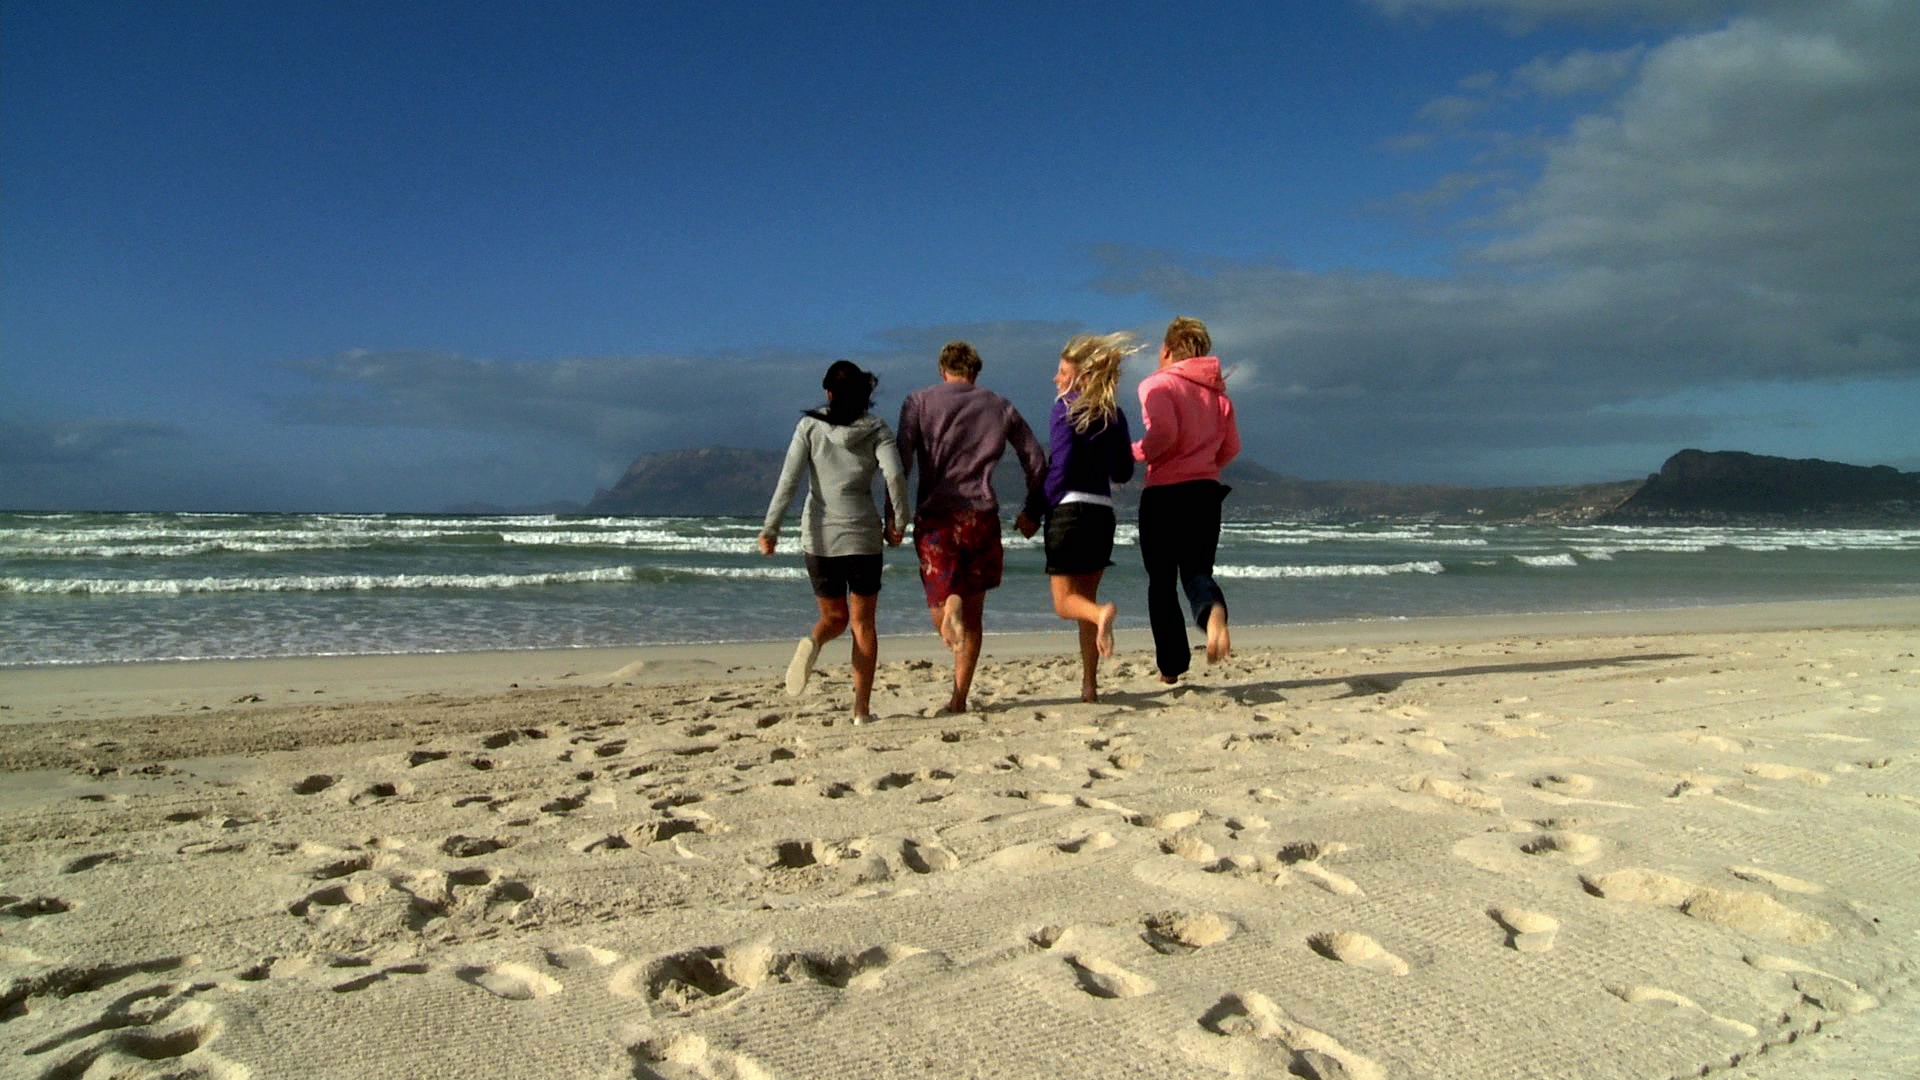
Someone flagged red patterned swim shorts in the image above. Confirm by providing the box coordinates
[913,509,1004,606]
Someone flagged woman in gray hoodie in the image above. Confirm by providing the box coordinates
[758,360,910,723]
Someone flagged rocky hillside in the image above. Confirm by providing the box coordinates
[1598,449,1920,524]
[581,446,1643,522]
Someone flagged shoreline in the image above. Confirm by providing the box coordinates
[4,595,1917,728]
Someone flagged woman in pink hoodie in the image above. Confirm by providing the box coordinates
[1132,316,1240,682]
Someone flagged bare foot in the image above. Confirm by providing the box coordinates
[1158,673,1179,685]
[939,596,964,653]
[1206,607,1231,664]
[942,693,969,714]
[1080,683,1098,704]
[1094,603,1118,658]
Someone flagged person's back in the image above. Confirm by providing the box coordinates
[788,413,900,556]
[895,340,1046,713]
[1135,355,1239,488]
[897,380,1047,522]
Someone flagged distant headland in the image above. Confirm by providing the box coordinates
[448,448,1920,525]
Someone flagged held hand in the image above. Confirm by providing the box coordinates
[757,534,776,557]
[884,525,904,547]
[1014,512,1039,539]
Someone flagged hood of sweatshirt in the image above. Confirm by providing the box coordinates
[818,412,887,450]
[1162,356,1226,392]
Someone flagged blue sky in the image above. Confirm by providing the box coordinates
[4,0,1916,511]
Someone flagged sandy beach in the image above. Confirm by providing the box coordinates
[3,597,1917,1079]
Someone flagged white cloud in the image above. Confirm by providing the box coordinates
[1366,0,1754,28]
[1511,45,1645,96]
[1097,1,1920,478]
[273,321,1083,459]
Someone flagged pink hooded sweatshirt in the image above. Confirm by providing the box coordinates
[1131,356,1241,487]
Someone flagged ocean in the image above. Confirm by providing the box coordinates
[3,511,1917,667]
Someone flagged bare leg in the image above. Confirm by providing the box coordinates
[1050,572,1113,702]
[946,592,986,713]
[939,594,965,651]
[787,596,850,695]
[812,596,850,646]
[1205,603,1231,664]
[848,592,878,719]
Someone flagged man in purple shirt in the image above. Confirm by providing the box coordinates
[896,340,1048,713]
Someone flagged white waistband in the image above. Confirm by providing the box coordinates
[1057,491,1114,508]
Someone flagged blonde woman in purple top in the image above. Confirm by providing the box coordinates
[1044,333,1136,702]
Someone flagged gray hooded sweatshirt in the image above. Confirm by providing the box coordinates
[761,414,910,557]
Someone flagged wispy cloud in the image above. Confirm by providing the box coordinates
[0,416,183,466]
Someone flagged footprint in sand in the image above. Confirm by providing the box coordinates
[1744,954,1879,1015]
[1276,843,1364,897]
[1194,991,1384,1080]
[441,834,515,858]
[1308,931,1409,976]
[619,941,924,1015]
[61,852,126,874]
[1729,866,1825,895]
[332,961,431,993]
[1161,833,1217,864]
[983,830,1117,871]
[1582,868,1832,943]
[626,1031,776,1080]
[292,773,337,795]
[1531,772,1596,795]
[406,749,450,766]
[1608,984,1757,1038]
[572,832,635,854]
[1143,911,1235,953]
[1400,775,1503,813]
[547,944,621,970]
[460,961,562,1000]
[1744,763,1830,786]
[25,994,246,1078]
[1065,953,1155,998]
[1519,830,1605,866]
[898,838,960,874]
[288,880,378,922]
[1129,809,1203,831]
[482,727,548,749]
[348,780,416,806]
[1488,907,1560,953]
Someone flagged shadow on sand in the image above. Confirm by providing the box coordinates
[996,651,1696,712]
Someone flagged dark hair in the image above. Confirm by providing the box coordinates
[808,359,877,425]
[938,340,983,379]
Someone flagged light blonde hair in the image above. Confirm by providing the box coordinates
[938,340,983,379]
[1060,332,1137,433]
[1163,315,1211,362]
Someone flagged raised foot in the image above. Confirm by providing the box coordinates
[1095,603,1118,658]
[1205,608,1231,664]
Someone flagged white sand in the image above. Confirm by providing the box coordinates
[2,598,1916,1079]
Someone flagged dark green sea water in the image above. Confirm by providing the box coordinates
[3,512,1916,666]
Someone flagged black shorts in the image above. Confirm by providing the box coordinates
[1044,502,1116,576]
[804,552,883,598]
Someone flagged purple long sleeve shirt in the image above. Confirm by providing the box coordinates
[1045,395,1134,507]
[895,380,1048,522]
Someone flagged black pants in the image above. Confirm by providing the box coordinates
[1137,480,1229,678]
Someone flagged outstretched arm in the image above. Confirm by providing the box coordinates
[1007,404,1050,525]
[874,421,909,545]
[759,423,809,553]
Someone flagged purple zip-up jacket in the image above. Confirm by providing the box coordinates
[895,380,1048,522]
[1045,395,1134,507]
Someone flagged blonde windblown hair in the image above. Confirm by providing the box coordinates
[1060,332,1139,433]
